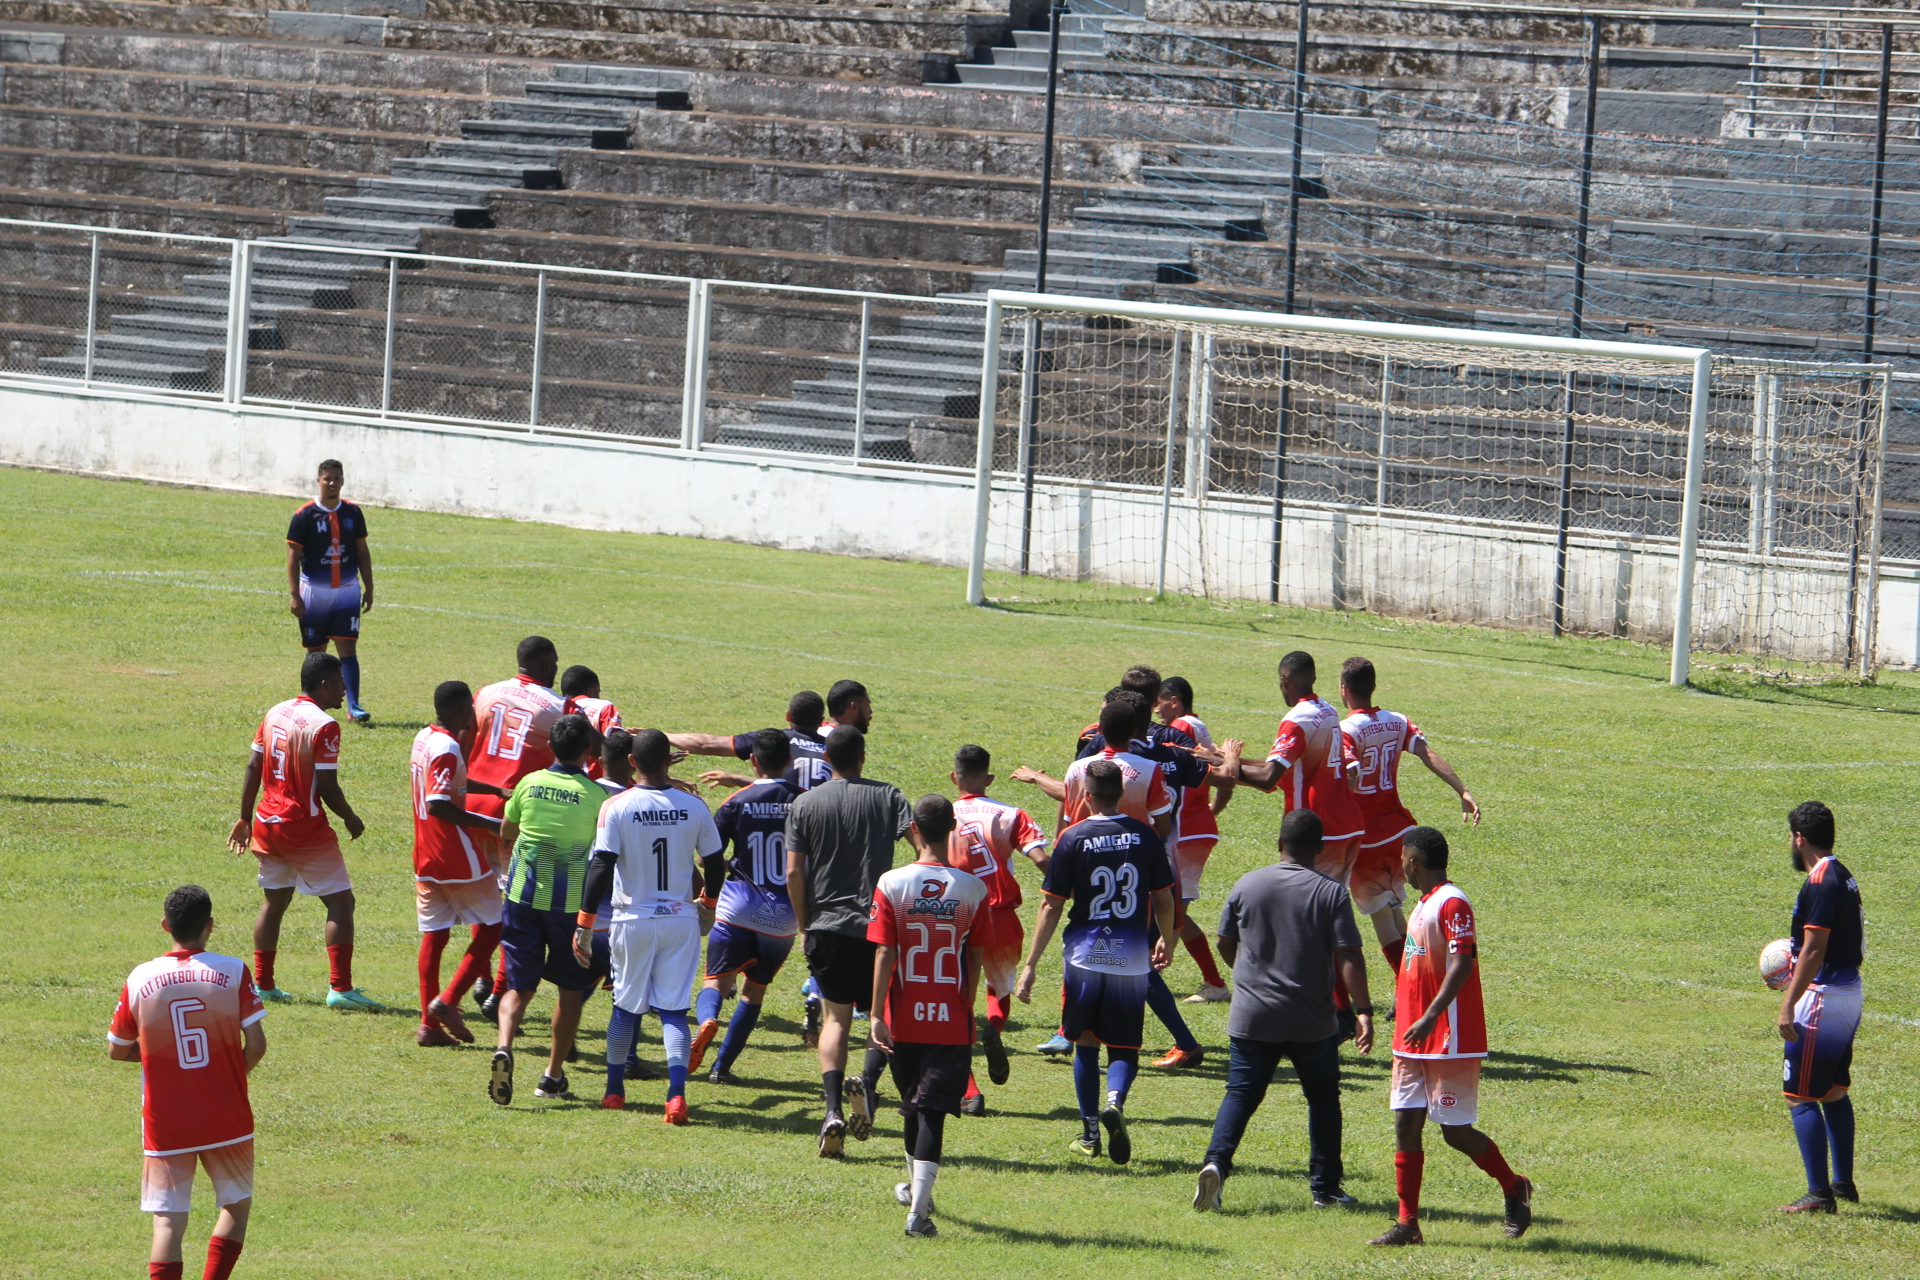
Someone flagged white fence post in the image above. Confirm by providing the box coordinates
[380,255,398,417]
[1861,370,1891,676]
[223,239,252,405]
[1669,352,1713,687]
[851,296,872,463]
[1375,355,1393,509]
[1184,333,1212,498]
[82,232,101,386]
[967,295,1004,606]
[680,279,711,451]
[1156,330,1183,597]
[528,270,548,429]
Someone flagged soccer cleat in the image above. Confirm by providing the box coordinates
[1070,1121,1102,1160]
[1183,983,1230,1004]
[1777,1190,1837,1214]
[802,980,822,1048]
[1833,1180,1859,1203]
[818,1115,847,1159]
[896,1182,939,1214]
[415,1023,458,1048]
[479,991,502,1022]
[1193,1163,1223,1212]
[601,1093,625,1111]
[626,1055,659,1082]
[1153,1045,1205,1069]
[534,1073,573,1100]
[961,1092,986,1117]
[904,1215,938,1239]
[256,986,293,1005]
[846,1079,873,1141]
[472,972,494,1005]
[1099,1103,1132,1166]
[1368,1221,1424,1246]
[347,703,372,724]
[427,999,473,1043]
[688,1018,720,1074]
[664,1096,689,1126]
[981,1022,1010,1085]
[1502,1176,1534,1238]
[1037,1033,1073,1057]
[326,987,387,1012]
[708,1067,741,1086]
[1313,1189,1358,1208]
[488,1050,514,1106]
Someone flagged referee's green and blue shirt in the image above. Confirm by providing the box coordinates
[504,763,604,914]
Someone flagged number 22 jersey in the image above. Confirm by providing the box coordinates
[1042,814,1174,978]
[867,860,988,1044]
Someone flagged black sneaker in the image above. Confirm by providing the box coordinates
[1832,1180,1859,1203]
[1502,1176,1533,1237]
[1778,1190,1837,1214]
[1099,1102,1131,1166]
[961,1093,985,1117]
[819,1113,847,1159]
[1313,1189,1358,1208]
[708,1067,741,1086]
[488,1049,513,1106]
[1368,1220,1423,1246]
[846,1078,873,1141]
[479,991,502,1022]
[981,1021,1010,1086]
[626,1055,658,1082]
[472,973,494,1005]
[534,1073,573,1100]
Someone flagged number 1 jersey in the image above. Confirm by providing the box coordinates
[867,860,988,1045]
[592,783,722,923]
[1042,814,1174,978]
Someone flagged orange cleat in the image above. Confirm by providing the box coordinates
[1153,1046,1205,1069]
[688,1018,721,1074]
[601,1094,625,1111]
[664,1096,689,1126]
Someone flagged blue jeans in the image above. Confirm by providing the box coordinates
[1203,1033,1343,1193]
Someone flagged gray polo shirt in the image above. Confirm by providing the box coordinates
[784,775,912,937]
[1218,860,1363,1044]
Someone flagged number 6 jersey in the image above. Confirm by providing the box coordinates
[108,948,265,1157]
[592,783,722,922]
[868,859,988,1044]
[1042,813,1175,978]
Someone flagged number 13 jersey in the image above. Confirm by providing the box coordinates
[868,860,988,1044]
[1042,814,1175,978]
[593,784,722,923]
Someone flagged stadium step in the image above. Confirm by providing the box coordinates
[320,196,494,229]
[489,99,640,132]
[457,119,631,151]
[426,139,567,167]
[1073,205,1267,239]
[787,377,979,418]
[32,355,220,390]
[1002,249,1194,283]
[284,216,426,249]
[523,82,693,113]
[715,416,914,458]
[389,158,564,190]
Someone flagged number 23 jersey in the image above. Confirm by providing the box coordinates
[1042,814,1175,977]
[593,784,722,923]
[867,861,988,1045]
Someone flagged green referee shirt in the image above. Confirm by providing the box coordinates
[503,763,604,914]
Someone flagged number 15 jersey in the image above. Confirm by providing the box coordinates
[1042,814,1174,978]
[593,784,722,923]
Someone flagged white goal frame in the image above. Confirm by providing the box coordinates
[966,290,1714,687]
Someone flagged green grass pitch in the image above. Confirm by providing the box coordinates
[3,464,1916,1279]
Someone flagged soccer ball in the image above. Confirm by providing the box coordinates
[1759,938,1795,990]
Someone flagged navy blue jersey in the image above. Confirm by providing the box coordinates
[729,726,831,791]
[1041,814,1174,977]
[1792,855,1864,984]
[287,500,368,586]
[1075,721,1197,763]
[713,777,800,936]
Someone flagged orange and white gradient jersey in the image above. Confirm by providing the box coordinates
[249,695,341,852]
[1267,696,1363,841]
[1393,881,1487,1059]
[1060,747,1173,828]
[108,949,264,1156]
[564,695,622,779]
[1340,707,1426,851]
[410,727,488,883]
[951,792,1047,911]
[1168,714,1220,845]
[469,676,568,792]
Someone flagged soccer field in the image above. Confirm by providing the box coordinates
[4,464,1917,1279]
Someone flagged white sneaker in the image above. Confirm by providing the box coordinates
[1183,984,1230,1004]
[1194,1162,1224,1212]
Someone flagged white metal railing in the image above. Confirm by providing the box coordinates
[1743,6,1920,140]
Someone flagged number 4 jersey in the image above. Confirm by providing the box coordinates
[868,860,988,1045]
[592,783,722,922]
[1042,813,1175,977]
[713,777,802,937]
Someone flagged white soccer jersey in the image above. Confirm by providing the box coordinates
[592,784,722,923]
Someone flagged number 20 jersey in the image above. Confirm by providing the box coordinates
[592,784,722,924]
[868,861,988,1044]
[713,777,801,937]
[1042,814,1175,978]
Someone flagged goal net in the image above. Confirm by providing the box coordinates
[964,293,1891,684]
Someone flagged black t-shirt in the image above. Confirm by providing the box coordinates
[287,500,369,583]
[1792,855,1864,982]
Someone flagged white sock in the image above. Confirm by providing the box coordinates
[910,1159,938,1218]
[1106,1089,1122,1110]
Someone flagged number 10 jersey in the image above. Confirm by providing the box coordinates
[592,784,722,923]
[1042,814,1175,978]
[713,777,801,937]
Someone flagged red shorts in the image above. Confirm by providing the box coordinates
[1175,836,1217,899]
[973,905,1024,996]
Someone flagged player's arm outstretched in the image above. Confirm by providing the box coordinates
[227,751,266,854]
[1410,740,1481,826]
[426,796,502,835]
[1010,765,1066,804]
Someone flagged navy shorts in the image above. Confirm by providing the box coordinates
[1059,963,1149,1050]
[705,920,793,987]
[298,578,361,649]
[501,901,606,994]
[1784,982,1862,1102]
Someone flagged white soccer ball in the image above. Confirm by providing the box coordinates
[1759,938,1796,991]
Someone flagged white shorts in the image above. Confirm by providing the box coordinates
[254,845,351,897]
[609,913,701,1013]
[1390,1055,1483,1126]
[416,877,504,932]
[1348,846,1406,918]
[141,1139,254,1213]
[1176,837,1217,900]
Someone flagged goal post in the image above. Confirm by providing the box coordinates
[966,290,1889,687]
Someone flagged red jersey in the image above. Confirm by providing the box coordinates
[1060,747,1172,828]
[410,726,489,883]
[950,793,1046,911]
[469,676,568,792]
[1341,706,1425,851]
[867,860,988,1045]
[1267,696,1363,841]
[107,949,263,1156]
[249,695,341,852]
[1392,881,1487,1059]
[565,695,622,779]
[1168,714,1219,844]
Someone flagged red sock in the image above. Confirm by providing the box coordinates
[326,943,353,993]
[987,993,1010,1032]
[418,929,450,1023]
[492,948,509,995]
[442,922,504,1004]
[1184,933,1224,988]
[150,1263,184,1280]
[202,1235,244,1280]
[963,1073,982,1100]
[1382,937,1406,972]
[1394,1150,1424,1225]
[1471,1139,1521,1193]
[252,950,276,992]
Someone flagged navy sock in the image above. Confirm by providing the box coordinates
[1823,1096,1856,1185]
[1106,1050,1138,1107]
[695,986,723,1025]
[605,1004,641,1097]
[1146,969,1200,1051]
[659,1009,690,1100]
[1073,1044,1101,1119]
[1791,1102,1831,1194]
[862,1046,889,1101]
[340,654,362,706]
[716,999,761,1073]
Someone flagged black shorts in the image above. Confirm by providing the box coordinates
[803,930,875,1010]
[889,1041,973,1117]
